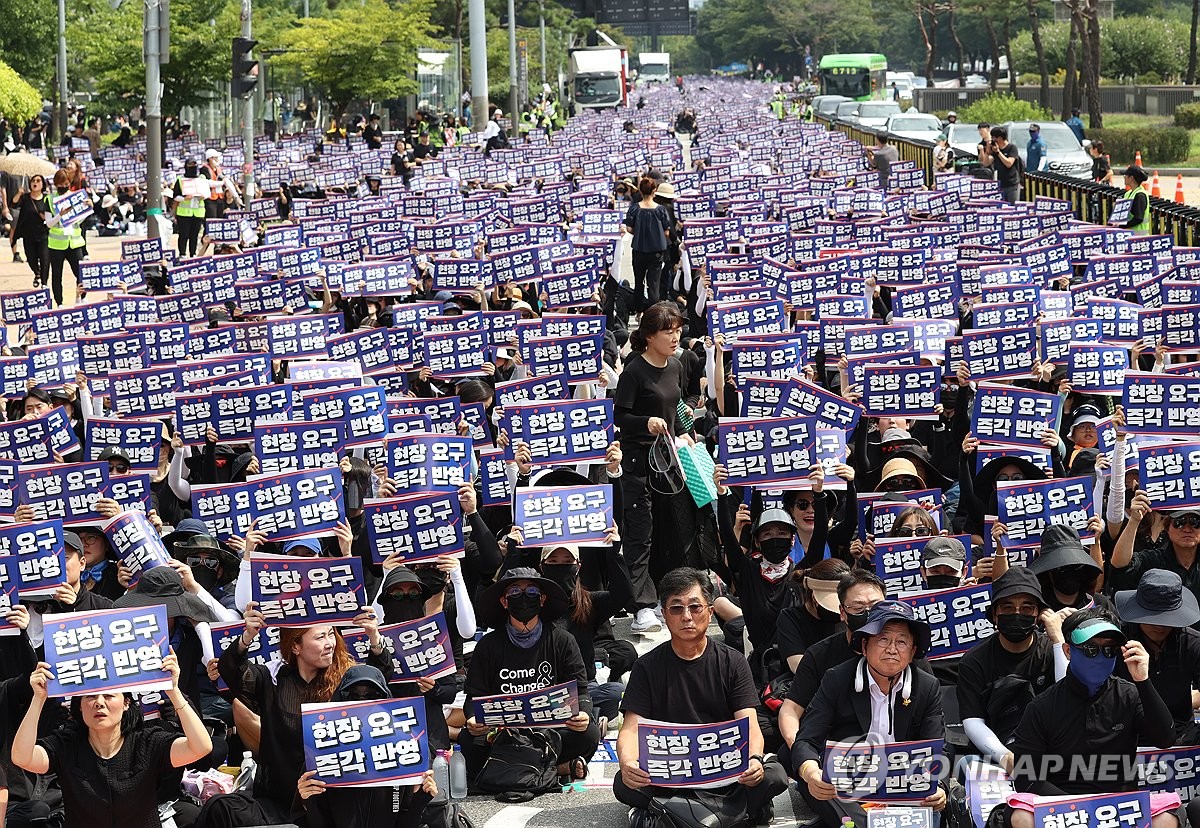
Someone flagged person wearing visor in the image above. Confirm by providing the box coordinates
[1114,569,1200,744]
[957,568,1066,773]
[1001,608,1179,828]
[295,665,438,828]
[1113,498,1200,613]
[794,600,946,828]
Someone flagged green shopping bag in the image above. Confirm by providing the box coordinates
[676,440,719,509]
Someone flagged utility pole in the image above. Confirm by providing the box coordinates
[539,0,547,87]
[507,0,519,125]
[468,0,489,128]
[144,0,168,239]
[237,0,256,199]
[57,0,68,140]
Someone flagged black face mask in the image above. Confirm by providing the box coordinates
[382,591,426,624]
[759,537,793,564]
[541,564,578,592]
[192,565,219,593]
[1052,569,1088,596]
[415,569,448,593]
[506,593,542,623]
[996,613,1037,643]
[344,479,368,512]
[845,610,871,632]
[926,574,961,590]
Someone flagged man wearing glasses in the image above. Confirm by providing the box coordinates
[793,601,946,828]
[616,567,789,827]
[1112,500,1200,615]
[997,608,1181,828]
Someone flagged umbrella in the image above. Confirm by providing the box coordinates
[0,152,56,179]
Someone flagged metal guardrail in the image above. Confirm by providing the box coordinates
[819,116,938,188]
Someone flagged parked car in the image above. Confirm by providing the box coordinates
[833,101,861,124]
[856,100,904,129]
[812,95,850,119]
[944,123,983,159]
[884,113,943,142]
[964,74,989,88]
[1003,121,1091,179]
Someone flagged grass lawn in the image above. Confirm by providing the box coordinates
[1084,112,1200,165]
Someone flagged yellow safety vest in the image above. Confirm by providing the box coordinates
[47,192,85,251]
[175,177,206,217]
[1123,184,1151,233]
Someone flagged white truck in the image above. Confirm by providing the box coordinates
[568,46,628,110]
[637,52,671,85]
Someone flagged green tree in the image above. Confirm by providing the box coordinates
[0,59,43,122]
[0,0,55,89]
[270,0,438,118]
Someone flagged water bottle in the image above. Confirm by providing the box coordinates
[234,751,257,792]
[430,750,450,805]
[449,744,469,800]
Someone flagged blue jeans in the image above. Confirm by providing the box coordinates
[588,679,625,722]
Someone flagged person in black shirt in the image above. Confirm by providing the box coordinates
[620,177,670,310]
[958,567,1065,772]
[984,125,1023,204]
[1002,607,1178,828]
[1113,568,1200,744]
[617,568,789,826]
[362,113,383,150]
[1090,140,1113,185]
[460,568,598,782]
[614,302,688,633]
[1113,499,1200,612]
[412,132,438,162]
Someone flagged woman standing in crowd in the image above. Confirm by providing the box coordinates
[620,177,670,311]
[8,174,50,288]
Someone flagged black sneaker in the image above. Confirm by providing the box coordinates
[752,802,775,825]
[627,807,652,828]
[12,253,21,263]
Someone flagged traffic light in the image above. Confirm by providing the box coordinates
[232,37,259,98]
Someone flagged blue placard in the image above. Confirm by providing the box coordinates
[302,385,389,449]
[707,300,787,341]
[382,434,472,493]
[1068,343,1127,395]
[1123,373,1200,435]
[1,289,53,325]
[638,717,750,789]
[362,491,464,565]
[963,327,1037,381]
[528,333,603,384]
[861,364,940,418]
[965,761,1014,828]
[1038,317,1103,362]
[996,477,1096,549]
[208,621,280,691]
[823,738,945,802]
[971,385,1062,448]
[102,472,153,515]
[1135,744,1200,799]
[894,282,959,320]
[1,519,66,599]
[901,583,994,659]
[251,553,366,627]
[43,605,171,696]
[191,467,345,541]
[1138,441,1200,510]
[108,367,180,419]
[472,679,580,728]
[718,416,817,487]
[52,189,93,229]
[302,696,430,787]
[421,327,489,378]
[390,398,461,436]
[342,612,456,682]
[494,374,569,409]
[18,462,108,525]
[1031,792,1150,828]
[190,384,292,446]
[254,420,345,475]
[505,397,613,465]
[478,447,511,508]
[85,417,162,471]
[976,446,1053,474]
[514,484,613,547]
[875,535,974,598]
[102,510,172,583]
[730,339,804,387]
[774,377,863,434]
[266,315,338,360]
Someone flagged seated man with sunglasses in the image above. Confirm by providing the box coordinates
[617,567,789,827]
[459,567,599,784]
[1112,500,1200,615]
[997,607,1180,828]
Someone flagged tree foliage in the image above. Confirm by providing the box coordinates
[0,59,43,123]
[0,0,55,89]
[270,0,438,116]
[1009,16,1189,80]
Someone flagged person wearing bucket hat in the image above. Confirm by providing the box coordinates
[461,567,598,785]
[1002,607,1176,818]
[172,532,241,600]
[1028,524,1110,613]
[958,440,1051,539]
[957,567,1065,773]
[1113,492,1200,615]
[794,600,946,827]
[295,665,439,828]
[1114,569,1200,743]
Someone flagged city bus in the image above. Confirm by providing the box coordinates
[818,53,888,101]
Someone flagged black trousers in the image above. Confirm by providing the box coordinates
[47,246,81,306]
[631,249,664,311]
[23,237,49,286]
[457,722,601,781]
[613,758,789,820]
[176,214,203,256]
[622,450,658,610]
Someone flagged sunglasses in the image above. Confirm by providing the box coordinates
[792,498,814,511]
[664,603,711,617]
[1172,515,1200,529]
[1074,643,1120,659]
[995,473,1025,482]
[505,586,543,600]
[385,590,424,601]
[885,476,922,491]
[186,556,219,570]
[893,526,932,538]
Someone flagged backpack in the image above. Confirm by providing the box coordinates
[473,728,562,800]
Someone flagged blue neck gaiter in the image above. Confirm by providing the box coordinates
[1068,645,1116,696]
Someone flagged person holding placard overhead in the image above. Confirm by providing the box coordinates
[12,650,213,828]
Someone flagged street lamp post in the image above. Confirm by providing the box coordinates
[57,0,68,139]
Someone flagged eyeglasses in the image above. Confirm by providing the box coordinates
[505,586,543,600]
[1172,515,1200,529]
[843,601,879,615]
[664,603,711,617]
[186,556,219,570]
[1074,643,1120,658]
[995,473,1025,482]
[871,636,913,652]
[892,525,931,538]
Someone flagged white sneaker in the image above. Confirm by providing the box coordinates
[631,607,662,633]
